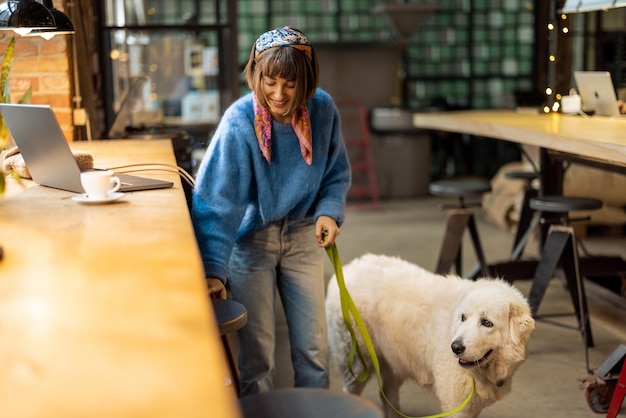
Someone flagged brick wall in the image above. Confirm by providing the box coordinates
[0,29,73,142]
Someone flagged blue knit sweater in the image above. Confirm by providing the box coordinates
[191,89,352,283]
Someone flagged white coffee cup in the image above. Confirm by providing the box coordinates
[80,170,121,200]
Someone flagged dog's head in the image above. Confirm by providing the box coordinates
[449,279,535,388]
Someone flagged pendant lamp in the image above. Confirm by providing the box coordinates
[34,0,74,38]
[0,0,56,36]
[372,2,437,41]
[23,0,74,39]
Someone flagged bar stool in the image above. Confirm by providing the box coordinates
[238,388,384,418]
[212,298,247,397]
[525,195,603,349]
[504,170,539,259]
[429,179,491,278]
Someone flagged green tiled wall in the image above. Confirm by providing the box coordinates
[237,0,536,110]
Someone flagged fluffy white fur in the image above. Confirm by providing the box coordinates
[325,254,535,418]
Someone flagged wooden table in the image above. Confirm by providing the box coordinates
[413,109,626,170]
[413,109,626,279]
[413,108,626,211]
[0,140,241,418]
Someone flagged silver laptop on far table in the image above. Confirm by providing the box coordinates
[574,71,622,117]
[0,103,174,193]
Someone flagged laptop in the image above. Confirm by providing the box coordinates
[573,71,622,117]
[0,103,174,193]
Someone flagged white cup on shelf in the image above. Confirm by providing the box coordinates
[80,171,121,200]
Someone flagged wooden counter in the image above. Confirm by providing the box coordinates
[413,109,626,280]
[0,140,241,418]
[413,109,626,168]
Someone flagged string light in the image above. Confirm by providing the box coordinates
[554,13,570,112]
[544,0,557,113]
[544,1,570,113]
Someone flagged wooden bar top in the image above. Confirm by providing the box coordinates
[0,140,241,417]
[413,109,626,167]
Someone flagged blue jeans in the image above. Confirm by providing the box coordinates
[228,218,329,396]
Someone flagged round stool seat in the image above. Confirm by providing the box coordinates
[212,299,247,335]
[505,170,539,181]
[529,196,603,212]
[429,179,491,198]
[239,388,383,418]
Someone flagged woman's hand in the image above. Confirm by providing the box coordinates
[316,215,340,247]
[206,277,227,299]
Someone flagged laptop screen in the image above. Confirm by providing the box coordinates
[573,71,621,117]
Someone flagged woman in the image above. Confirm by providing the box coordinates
[192,26,351,395]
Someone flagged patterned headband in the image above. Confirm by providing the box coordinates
[254,26,312,61]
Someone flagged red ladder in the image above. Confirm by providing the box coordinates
[607,360,626,418]
[336,100,380,209]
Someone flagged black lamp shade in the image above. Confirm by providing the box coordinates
[0,0,56,31]
[41,0,73,32]
[48,9,73,32]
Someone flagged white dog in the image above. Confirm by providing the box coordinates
[325,254,535,418]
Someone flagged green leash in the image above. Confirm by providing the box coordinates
[325,243,475,418]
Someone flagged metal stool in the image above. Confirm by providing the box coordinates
[239,388,384,418]
[505,170,540,259]
[525,196,603,349]
[212,298,247,397]
[429,179,491,279]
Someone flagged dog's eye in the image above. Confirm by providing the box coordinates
[481,318,493,328]
[461,314,466,322]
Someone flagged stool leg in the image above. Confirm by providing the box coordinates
[527,227,570,316]
[607,362,626,418]
[435,209,472,275]
[511,188,537,256]
[222,334,241,397]
[560,229,594,348]
[510,215,540,261]
[528,225,593,348]
[467,216,488,277]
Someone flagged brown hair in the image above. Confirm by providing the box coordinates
[245,41,319,115]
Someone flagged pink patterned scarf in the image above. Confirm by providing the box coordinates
[253,94,312,165]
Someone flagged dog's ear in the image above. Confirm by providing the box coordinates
[509,304,535,345]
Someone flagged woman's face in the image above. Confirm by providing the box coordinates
[262,75,296,123]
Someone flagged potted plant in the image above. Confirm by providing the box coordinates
[0,36,32,194]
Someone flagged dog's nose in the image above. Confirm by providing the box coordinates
[451,340,465,355]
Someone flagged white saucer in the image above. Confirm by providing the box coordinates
[72,192,125,204]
